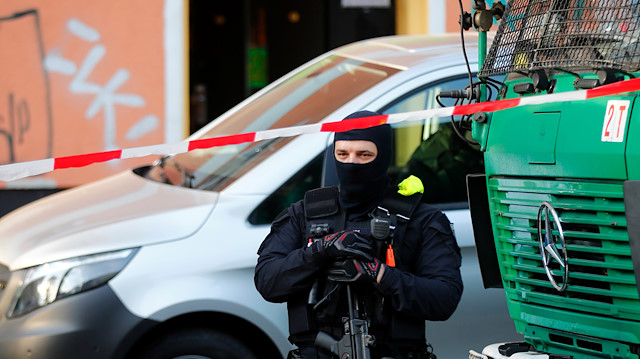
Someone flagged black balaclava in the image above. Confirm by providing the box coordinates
[334,110,392,217]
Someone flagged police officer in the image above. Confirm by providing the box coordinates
[254,111,463,359]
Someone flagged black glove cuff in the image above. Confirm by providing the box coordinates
[311,240,325,257]
[310,240,319,254]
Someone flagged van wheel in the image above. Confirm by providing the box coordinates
[136,328,258,359]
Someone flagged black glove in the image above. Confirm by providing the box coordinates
[327,258,383,283]
[321,231,373,261]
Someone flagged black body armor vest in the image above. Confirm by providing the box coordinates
[288,185,425,350]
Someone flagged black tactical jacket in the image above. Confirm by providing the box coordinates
[254,192,463,355]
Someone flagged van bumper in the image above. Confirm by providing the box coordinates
[469,342,549,359]
[0,284,157,359]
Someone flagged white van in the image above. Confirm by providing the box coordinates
[0,33,521,359]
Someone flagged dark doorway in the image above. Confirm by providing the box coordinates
[264,1,326,82]
[326,0,396,50]
[189,1,247,134]
[188,0,396,134]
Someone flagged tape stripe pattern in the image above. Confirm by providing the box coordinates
[1,159,55,181]
[121,142,190,159]
[54,150,123,170]
[2,77,640,182]
[187,132,257,151]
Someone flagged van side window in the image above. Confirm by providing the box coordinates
[248,153,324,225]
[381,76,485,209]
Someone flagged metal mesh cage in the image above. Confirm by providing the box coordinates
[479,0,640,77]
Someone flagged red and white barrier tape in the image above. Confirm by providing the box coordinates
[2,77,640,182]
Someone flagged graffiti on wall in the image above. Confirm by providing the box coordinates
[44,18,159,151]
[0,10,53,164]
[0,1,168,188]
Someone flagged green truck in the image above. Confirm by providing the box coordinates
[461,1,640,358]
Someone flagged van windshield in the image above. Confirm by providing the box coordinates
[143,55,400,191]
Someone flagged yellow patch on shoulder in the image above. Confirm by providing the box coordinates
[397,175,424,196]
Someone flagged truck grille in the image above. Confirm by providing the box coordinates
[488,177,640,321]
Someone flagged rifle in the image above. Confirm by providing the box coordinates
[314,284,374,359]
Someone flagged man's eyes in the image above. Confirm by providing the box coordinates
[335,151,374,157]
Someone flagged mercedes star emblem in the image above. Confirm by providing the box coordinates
[537,202,568,291]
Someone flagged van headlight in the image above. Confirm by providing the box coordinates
[7,248,138,318]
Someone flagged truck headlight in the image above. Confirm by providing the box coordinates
[7,248,138,318]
